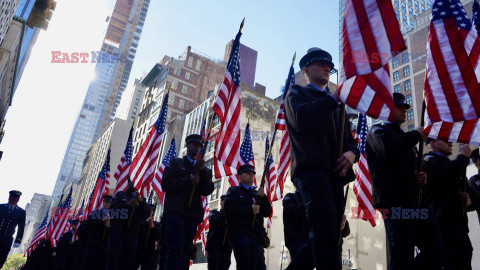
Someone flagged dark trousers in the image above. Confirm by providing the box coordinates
[106,231,138,270]
[287,171,343,270]
[133,250,158,270]
[85,244,107,270]
[164,213,199,270]
[230,235,261,270]
[384,209,446,270]
[439,222,472,270]
[0,242,11,269]
[207,247,232,270]
[285,240,306,259]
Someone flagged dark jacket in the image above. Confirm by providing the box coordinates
[0,204,25,244]
[423,152,472,229]
[109,190,150,237]
[80,209,109,247]
[468,171,480,224]
[366,122,423,208]
[206,209,232,251]
[224,185,272,244]
[136,220,161,255]
[284,84,359,180]
[56,229,79,269]
[161,156,214,223]
[282,192,308,249]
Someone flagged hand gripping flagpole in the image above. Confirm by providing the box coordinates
[253,53,296,227]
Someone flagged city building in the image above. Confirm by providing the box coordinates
[0,0,20,45]
[52,0,151,201]
[13,193,51,255]
[115,75,148,123]
[224,40,258,91]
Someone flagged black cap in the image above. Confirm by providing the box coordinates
[220,195,226,201]
[103,195,113,203]
[425,138,433,145]
[185,134,203,146]
[9,190,22,197]
[471,148,479,163]
[238,164,256,175]
[299,48,334,70]
[70,219,79,225]
[393,93,410,109]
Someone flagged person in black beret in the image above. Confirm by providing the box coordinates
[468,148,480,224]
[224,164,272,270]
[422,139,474,269]
[206,195,232,270]
[0,190,25,268]
[161,133,214,270]
[284,48,359,270]
[365,92,429,270]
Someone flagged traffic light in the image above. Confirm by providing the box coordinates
[26,0,56,30]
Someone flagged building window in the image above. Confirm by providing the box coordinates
[182,85,188,94]
[407,109,414,120]
[195,60,201,71]
[404,80,411,91]
[393,58,399,68]
[394,84,401,93]
[393,71,400,81]
[179,99,185,109]
[188,57,193,67]
[185,72,190,80]
[408,0,412,6]
[403,66,410,77]
[403,53,409,64]
[132,108,137,115]
[395,9,400,21]
[394,0,399,8]
[406,94,412,105]
[167,111,172,121]
[175,67,181,76]
[173,80,178,89]
[402,14,408,26]
[401,2,406,13]
[135,98,140,106]
[408,125,415,131]
[168,95,175,105]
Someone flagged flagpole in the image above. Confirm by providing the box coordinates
[417,99,426,208]
[145,202,157,246]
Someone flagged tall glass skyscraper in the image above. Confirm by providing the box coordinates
[51,0,151,200]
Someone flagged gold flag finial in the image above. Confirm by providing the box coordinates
[292,52,297,66]
[173,126,178,137]
[240,18,245,32]
[167,81,172,94]
[247,112,252,124]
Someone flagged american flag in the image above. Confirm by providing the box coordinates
[353,114,376,227]
[89,147,111,213]
[75,201,84,221]
[194,196,209,257]
[274,65,295,200]
[51,186,73,241]
[213,29,242,179]
[148,190,154,204]
[83,189,95,220]
[424,0,480,145]
[339,0,406,121]
[114,125,134,194]
[264,137,277,229]
[47,193,64,238]
[130,91,169,197]
[227,122,255,186]
[153,138,176,205]
[25,210,49,257]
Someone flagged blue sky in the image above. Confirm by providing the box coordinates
[0,0,342,207]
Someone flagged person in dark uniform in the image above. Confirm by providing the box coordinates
[365,93,429,270]
[81,195,112,270]
[133,203,161,270]
[106,181,150,270]
[423,139,474,270]
[224,164,272,270]
[0,190,26,268]
[158,213,166,270]
[284,48,359,270]
[468,148,480,223]
[282,188,308,258]
[161,133,214,270]
[73,217,88,270]
[54,219,80,270]
[206,195,232,270]
[37,238,55,270]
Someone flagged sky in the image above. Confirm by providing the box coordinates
[1,0,341,208]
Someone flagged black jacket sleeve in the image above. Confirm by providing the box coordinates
[285,86,339,133]
[368,125,423,157]
[15,209,26,244]
[199,168,214,196]
[161,159,193,193]
[259,195,273,218]
[283,194,305,220]
[225,188,252,217]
